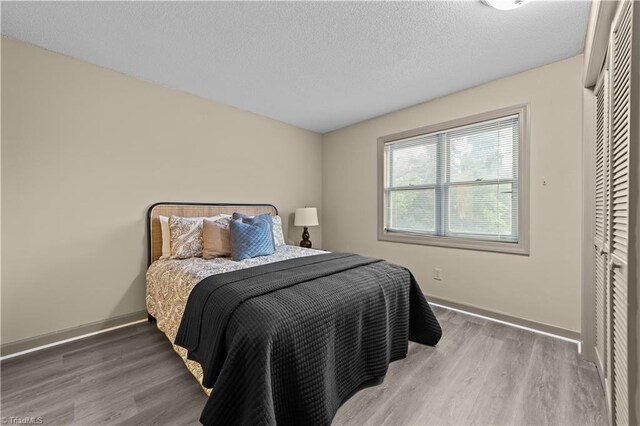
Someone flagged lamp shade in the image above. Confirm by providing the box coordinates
[481,0,530,10]
[294,208,319,227]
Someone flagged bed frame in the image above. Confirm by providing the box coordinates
[146,202,278,322]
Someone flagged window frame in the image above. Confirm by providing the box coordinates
[377,104,530,255]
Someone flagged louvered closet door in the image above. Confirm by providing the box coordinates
[593,68,611,401]
[609,1,633,424]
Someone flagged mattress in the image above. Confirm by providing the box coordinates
[145,245,324,392]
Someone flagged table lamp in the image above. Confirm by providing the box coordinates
[294,207,318,248]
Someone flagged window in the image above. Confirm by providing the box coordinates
[378,105,529,254]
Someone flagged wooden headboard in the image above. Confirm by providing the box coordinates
[146,202,278,265]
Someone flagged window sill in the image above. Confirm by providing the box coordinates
[378,230,530,255]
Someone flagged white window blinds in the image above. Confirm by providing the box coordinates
[383,114,520,243]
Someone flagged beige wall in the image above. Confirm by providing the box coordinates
[1,38,322,345]
[0,38,586,344]
[322,55,584,334]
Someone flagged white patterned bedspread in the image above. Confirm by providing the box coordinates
[146,245,325,392]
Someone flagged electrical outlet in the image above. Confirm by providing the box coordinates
[433,268,443,281]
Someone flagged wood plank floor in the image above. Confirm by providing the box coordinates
[1,306,608,425]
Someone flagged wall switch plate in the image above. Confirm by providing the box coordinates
[434,268,443,281]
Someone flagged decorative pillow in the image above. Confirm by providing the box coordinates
[164,214,229,259]
[169,216,205,259]
[159,215,171,259]
[202,218,232,259]
[271,215,286,247]
[215,215,233,227]
[232,212,272,222]
[232,212,278,249]
[229,219,275,261]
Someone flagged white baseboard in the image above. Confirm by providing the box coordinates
[1,310,148,359]
[427,295,581,344]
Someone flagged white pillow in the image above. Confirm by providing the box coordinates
[159,214,230,260]
[272,216,286,247]
[159,215,171,259]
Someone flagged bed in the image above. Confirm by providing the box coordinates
[145,202,442,425]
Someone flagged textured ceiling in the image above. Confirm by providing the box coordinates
[1,1,590,133]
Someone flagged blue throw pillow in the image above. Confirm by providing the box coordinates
[232,212,275,250]
[229,219,276,261]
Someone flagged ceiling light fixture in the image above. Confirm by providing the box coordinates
[482,0,531,10]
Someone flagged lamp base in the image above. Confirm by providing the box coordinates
[300,227,312,248]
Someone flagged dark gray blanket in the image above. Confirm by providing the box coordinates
[175,253,442,425]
